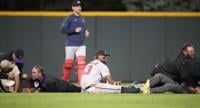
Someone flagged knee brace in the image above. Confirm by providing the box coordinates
[76,56,86,84]
[62,59,73,81]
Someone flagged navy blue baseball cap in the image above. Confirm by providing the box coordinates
[14,49,24,63]
[95,49,110,57]
[72,0,81,6]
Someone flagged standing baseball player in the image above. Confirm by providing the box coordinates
[80,49,140,93]
[61,0,89,85]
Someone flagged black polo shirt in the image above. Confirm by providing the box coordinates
[33,74,81,92]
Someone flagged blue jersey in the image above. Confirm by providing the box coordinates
[61,14,87,46]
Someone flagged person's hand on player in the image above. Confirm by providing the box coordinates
[85,30,90,37]
[195,87,200,94]
[75,27,82,33]
[113,81,121,85]
[22,73,29,80]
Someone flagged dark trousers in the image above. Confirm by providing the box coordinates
[150,73,184,93]
[63,81,81,92]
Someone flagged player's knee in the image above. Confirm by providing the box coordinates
[64,59,73,68]
[77,56,86,65]
[155,73,164,78]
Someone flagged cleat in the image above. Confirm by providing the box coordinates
[141,79,150,94]
[128,81,138,88]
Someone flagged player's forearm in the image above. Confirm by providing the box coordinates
[61,20,76,34]
[188,86,197,93]
[14,75,20,92]
[106,75,114,84]
[106,75,120,85]
[61,25,76,34]
[196,87,200,94]
[23,88,40,93]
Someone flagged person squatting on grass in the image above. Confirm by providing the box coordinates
[141,43,200,94]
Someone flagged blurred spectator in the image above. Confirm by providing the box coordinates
[122,0,200,11]
[1,0,200,11]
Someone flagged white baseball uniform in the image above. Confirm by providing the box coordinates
[80,59,121,93]
[65,46,86,60]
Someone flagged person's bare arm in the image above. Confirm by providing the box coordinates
[188,86,200,94]
[196,87,200,94]
[13,74,20,92]
[23,88,40,93]
[105,75,121,85]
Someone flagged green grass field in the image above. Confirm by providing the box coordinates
[0,93,200,108]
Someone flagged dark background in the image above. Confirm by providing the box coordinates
[0,0,200,11]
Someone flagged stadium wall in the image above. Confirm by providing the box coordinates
[0,12,200,81]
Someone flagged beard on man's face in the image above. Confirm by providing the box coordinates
[100,59,107,64]
[185,53,195,59]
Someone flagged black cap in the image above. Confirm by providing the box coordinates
[95,49,110,57]
[72,0,81,6]
[15,49,24,63]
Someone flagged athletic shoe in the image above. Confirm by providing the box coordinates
[141,79,150,94]
[128,81,143,89]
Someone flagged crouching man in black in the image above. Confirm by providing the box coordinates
[24,65,81,92]
[141,43,196,94]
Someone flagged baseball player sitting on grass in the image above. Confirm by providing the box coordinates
[80,49,140,93]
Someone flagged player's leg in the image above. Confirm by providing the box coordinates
[62,46,75,81]
[63,81,81,92]
[150,83,184,93]
[75,45,86,85]
[121,86,140,93]
[86,83,121,93]
[150,73,177,88]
